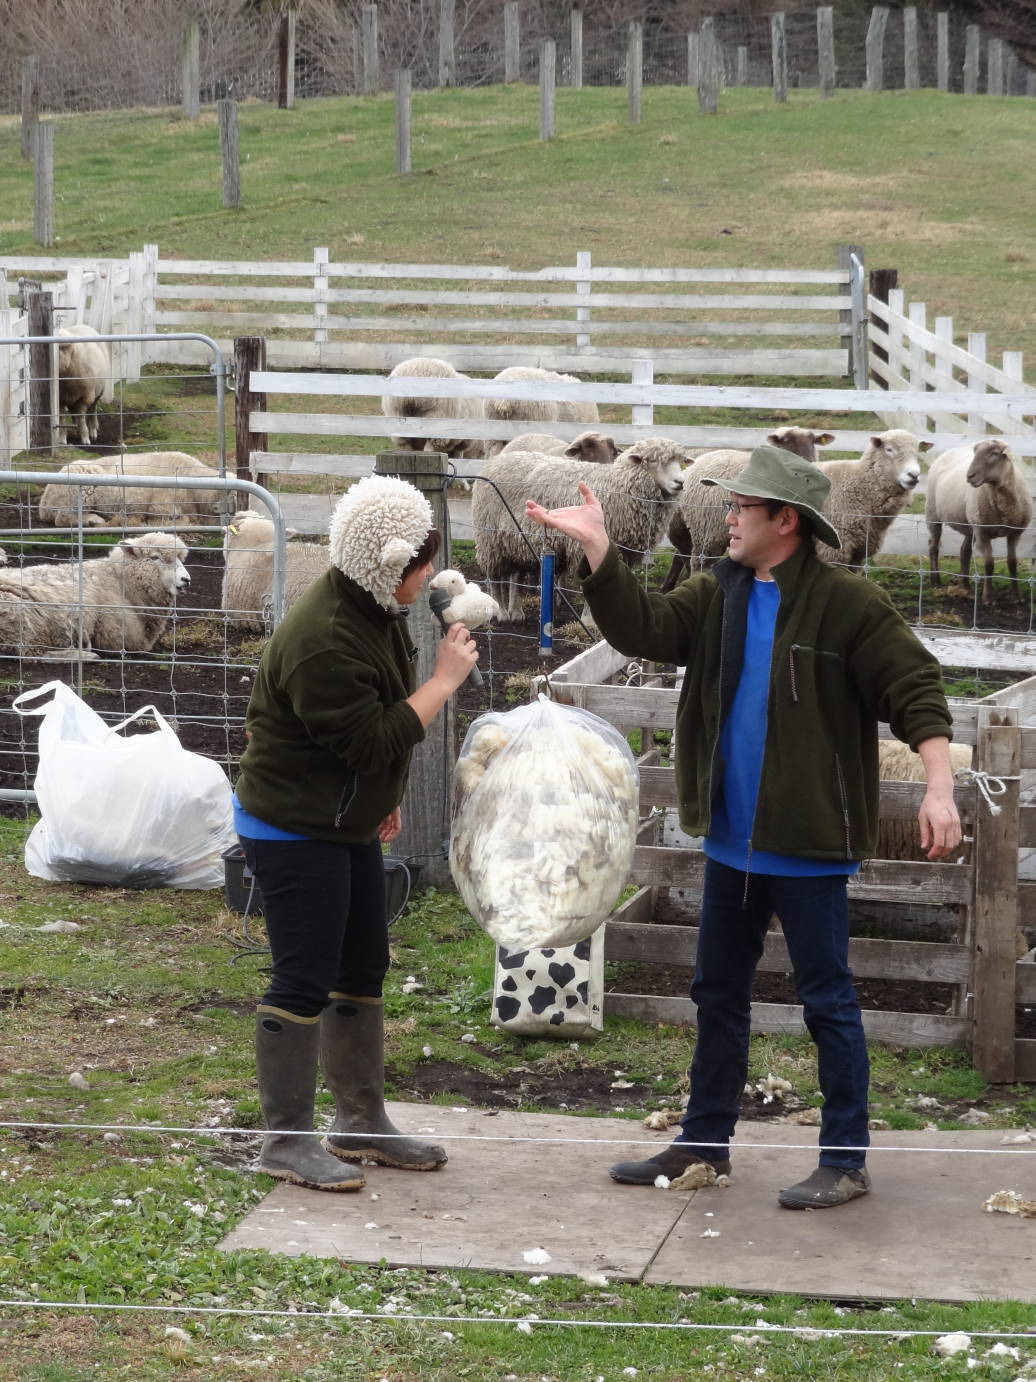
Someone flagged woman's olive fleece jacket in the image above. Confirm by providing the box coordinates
[236,568,424,843]
[582,541,954,861]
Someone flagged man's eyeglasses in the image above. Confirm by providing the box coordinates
[722,500,770,516]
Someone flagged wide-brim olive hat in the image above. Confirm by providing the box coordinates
[701,443,841,550]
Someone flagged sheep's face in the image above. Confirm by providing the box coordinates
[966,440,1013,488]
[623,440,686,495]
[768,428,834,463]
[429,568,466,597]
[565,431,619,464]
[119,536,190,594]
[869,432,922,491]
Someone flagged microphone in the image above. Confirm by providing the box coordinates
[428,587,483,688]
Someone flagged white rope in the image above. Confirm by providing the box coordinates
[0,1297,1034,1343]
[954,767,1016,817]
[2,1119,1034,1156]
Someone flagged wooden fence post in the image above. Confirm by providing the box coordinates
[539,39,556,139]
[1026,71,1036,98]
[903,7,919,89]
[970,705,1021,1083]
[627,21,643,123]
[278,5,296,109]
[361,4,379,94]
[33,121,54,249]
[936,11,949,91]
[817,7,835,97]
[182,20,201,119]
[352,25,362,93]
[865,6,889,92]
[736,46,748,86]
[374,449,454,890]
[25,286,55,456]
[987,38,1004,95]
[868,266,898,387]
[21,55,40,160]
[698,17,719,113]
[965,332,987,432]
[218,99,241,208]
[771,12,787,102]
[963,25,980,95]
[575,249,592,349]
[439,0,455,88]
[504,1,520,82]
[837,243,864,386]
[234,335,267,483]
[395,68,411,174]
[313,246,329,349]
[687,30,700,86]
[570,6,583,89]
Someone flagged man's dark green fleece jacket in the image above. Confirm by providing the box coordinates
[235,568,426,842]
[582,540,954,862]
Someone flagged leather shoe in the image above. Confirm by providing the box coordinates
[609,1142,732,1186]
[778,1165,870,1209]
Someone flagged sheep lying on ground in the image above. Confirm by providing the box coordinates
[497,430,619,464]
[474,437,685,622]
[483,367,600,458]
[38,452,229,529]
[926,439,1033,604]
[661,426,835,590]
[815,429,927,566]
[56,324,110,447]
[0,532,189,658]
[875,739,974,864]
[221,510,330,631]
[381,357,486,461]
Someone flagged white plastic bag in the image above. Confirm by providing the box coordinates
[449,694,639,950]
[14,680,235,889]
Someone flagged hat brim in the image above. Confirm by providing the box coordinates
[701,474,841,550]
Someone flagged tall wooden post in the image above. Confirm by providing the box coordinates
[504,1,520,82]
[817,7,835,97]
[936,12,949,91]
[234,336,267,483]
[698,17,719,113]
[361,5,379,94]
[439,0,455,87]
[395,68,412,174]
[865,6,889,91]
[770,12,787,102]
[539,40,556,139]
[26,287,54,456]
[687,30,700,86]
[278,6,297,109]
[837,243,865,387]
[218,99,241,208]
[736,46,748,86]
[963,25,980,95]
[987,38,1005,95]
[903,7,919,89]
[570,6,583,89]
[374,449,454,890]
[868,267,898,387]
[33,121,54,248]
[182,20,201,119]
[627,21,643,123]
[21,55,40,160]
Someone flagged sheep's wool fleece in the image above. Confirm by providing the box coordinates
[328,476,433,608]
[449,696,639,949]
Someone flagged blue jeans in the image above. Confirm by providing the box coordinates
[679,859,870,1170]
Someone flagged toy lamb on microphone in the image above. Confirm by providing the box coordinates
[427,569,501,629]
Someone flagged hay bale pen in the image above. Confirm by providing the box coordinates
[541,643,1036,1084]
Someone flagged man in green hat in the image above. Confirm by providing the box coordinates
[526,443,961,1210]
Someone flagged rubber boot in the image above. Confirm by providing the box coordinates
[255,1009,365,1191]
[320,994,448,1170]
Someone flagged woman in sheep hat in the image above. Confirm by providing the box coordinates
[234,475,479,1192]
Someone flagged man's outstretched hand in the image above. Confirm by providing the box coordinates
[525,482,609,570]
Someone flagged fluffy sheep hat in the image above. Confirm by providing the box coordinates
[328,475,434,608]
[702,443,842,550]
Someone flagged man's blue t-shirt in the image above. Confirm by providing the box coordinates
[704,577,859,877]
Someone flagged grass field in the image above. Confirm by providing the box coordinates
[2,83,1036,1381]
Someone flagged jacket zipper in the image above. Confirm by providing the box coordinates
[703,598,729,837]
[834,753,852,859]
[334,772,359,830]
[788,643,841,704]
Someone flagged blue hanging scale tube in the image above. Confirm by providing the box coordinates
[538,554,555,657]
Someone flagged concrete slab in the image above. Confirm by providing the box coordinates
[218,1105,686,1280]
[219,1106,1036,1303]
[645,1125,1036,1303]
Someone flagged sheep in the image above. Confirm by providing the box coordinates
[381,357,486,462]
[38,451,230,530]
[660,427,835,590]
[497,430,619,464]
[815,429,928,566]
[221,510,331,632]
[474,437,686,622]
[484,367,600,458]
[0,532,189,659]
[874,740,973,865]
[427,568,500,629]
[926,439,1033,604]
[56,324,110,447]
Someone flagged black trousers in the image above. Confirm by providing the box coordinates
[240,835,389,1019]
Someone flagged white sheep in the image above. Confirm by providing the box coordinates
[926,439,1033,604]
[0,531,189,659]
[474,437,686,622]
[381,357,486,461]
[483,367,600,458]
[38,452,231,530]
[56,324,110,447]
[875,739,973,863]
[661,427,835,589]
[427,568,500,629]
[497,430,619,463]
[221,510,330,631]
[815,429,928,566]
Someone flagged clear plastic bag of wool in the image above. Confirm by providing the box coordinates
[448,694,640,950]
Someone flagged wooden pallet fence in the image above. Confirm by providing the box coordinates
[543,645,1036,1081]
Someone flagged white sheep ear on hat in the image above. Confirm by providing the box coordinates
[379,536,418,588]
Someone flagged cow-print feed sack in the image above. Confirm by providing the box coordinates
[492,933,604,1038]
[448,695,639,950]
